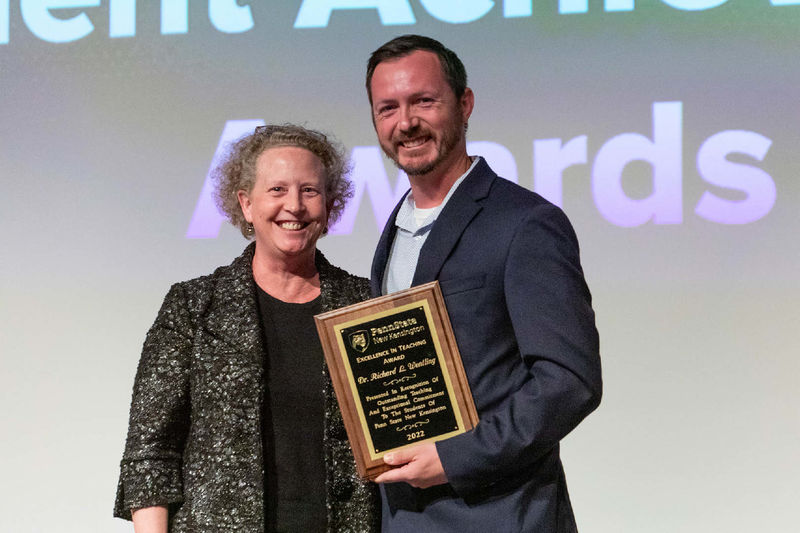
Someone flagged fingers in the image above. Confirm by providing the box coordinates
[373,444,447,488]
[382,450,411,466]
[373,449,415,484]
[374,465,408,485]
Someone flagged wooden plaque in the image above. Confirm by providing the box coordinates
[314,281,479,481]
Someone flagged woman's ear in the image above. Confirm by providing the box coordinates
[237,190,253,223]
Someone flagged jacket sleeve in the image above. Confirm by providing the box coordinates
[436,203,602,497]
[114,283,194,519]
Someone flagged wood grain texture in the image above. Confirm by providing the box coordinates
[315,281,478,480]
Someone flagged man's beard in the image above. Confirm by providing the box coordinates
[384,119,464,177]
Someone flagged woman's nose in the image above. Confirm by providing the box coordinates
[285,190,305,213]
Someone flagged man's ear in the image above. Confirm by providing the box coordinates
[460,87,475,123]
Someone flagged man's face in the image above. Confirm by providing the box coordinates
[369,50,473,180]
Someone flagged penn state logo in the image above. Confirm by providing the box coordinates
[349,330,369,352]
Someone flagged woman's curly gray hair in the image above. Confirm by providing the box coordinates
[213,123,353,239]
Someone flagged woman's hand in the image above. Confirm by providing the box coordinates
[132,505,167,533]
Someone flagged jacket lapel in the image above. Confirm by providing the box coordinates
[411,158,495,286]
[202,243,264,365]
[317,249,356,311]
[370,196,406,297]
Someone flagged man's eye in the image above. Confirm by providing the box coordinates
[303,187,320,195]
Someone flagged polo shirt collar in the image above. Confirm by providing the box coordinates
[394,156,480,235]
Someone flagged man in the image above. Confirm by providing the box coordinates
[366,35,602,532]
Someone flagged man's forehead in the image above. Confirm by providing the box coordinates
[371,51,449,95]
[374,49,442,74]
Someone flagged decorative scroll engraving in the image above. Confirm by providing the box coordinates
[315,281,479,480]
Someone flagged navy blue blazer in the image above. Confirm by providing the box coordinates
[371,158,602,532]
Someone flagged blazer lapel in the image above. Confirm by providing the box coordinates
[203,243,265,366]
[370,195,406,297]
[411,159,495,285]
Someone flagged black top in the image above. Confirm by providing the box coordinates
[256,286,326,533]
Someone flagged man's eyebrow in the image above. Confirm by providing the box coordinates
[376,90,438,104]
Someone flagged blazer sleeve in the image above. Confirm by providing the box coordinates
[436,203,602,497]
[114,283,194,519]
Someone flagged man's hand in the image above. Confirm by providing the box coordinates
[373,442,448,488]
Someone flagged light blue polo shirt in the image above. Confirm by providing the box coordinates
[382,157,480,295]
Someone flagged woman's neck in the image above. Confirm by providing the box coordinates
[251,247,320,303]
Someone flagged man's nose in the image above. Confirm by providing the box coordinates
[398,106,419,132]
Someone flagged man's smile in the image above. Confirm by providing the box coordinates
[398,136,432,150]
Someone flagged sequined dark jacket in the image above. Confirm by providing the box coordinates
[114,244,380,532]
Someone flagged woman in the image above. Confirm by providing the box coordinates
[114,124,380,532]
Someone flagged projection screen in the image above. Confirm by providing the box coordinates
[1,1,798,531]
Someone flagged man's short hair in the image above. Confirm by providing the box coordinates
[366,34,468,105]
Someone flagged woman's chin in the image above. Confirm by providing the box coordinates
[260,241,316,260]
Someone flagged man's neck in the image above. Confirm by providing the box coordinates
[408,152,473,208]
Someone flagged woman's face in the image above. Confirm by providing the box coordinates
[238,146,329,263]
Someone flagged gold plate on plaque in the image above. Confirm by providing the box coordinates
[314,281,479,480]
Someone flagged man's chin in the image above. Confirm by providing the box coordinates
[395,157,438,177]
[381,144,439,176]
